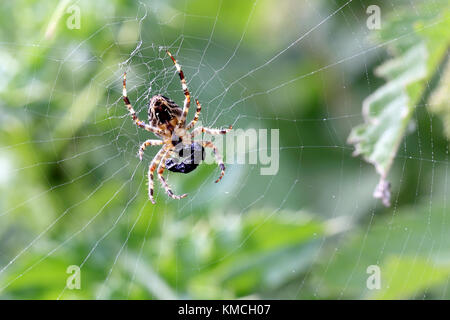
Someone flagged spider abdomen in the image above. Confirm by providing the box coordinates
[166,142,205,174]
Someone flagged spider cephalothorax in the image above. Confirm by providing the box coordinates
[148,95,182,131]
[122,51,232,204]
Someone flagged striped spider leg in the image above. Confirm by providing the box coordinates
[191,125,233,183]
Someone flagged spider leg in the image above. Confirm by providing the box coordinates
[202,140,226,183]
[148,146,168,204]
[191,125,233,138]
[157,150,188,200]
[167,51,190,129]
[123,72,165,136]
[185,99,202,130]
[138,139,163,161]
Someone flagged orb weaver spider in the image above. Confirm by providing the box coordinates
[122,51,232,204]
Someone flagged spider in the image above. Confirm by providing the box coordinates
[122,51,232,204]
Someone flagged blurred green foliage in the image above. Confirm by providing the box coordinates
[349,0,450,206]
[0,0,449,300]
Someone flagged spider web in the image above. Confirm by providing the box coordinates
[0,0,449,299]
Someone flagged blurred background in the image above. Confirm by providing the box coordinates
[0,0,449,299]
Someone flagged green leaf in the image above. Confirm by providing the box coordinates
[348,44,428,206]
[429,60,450,139]
[348,2,450,206]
